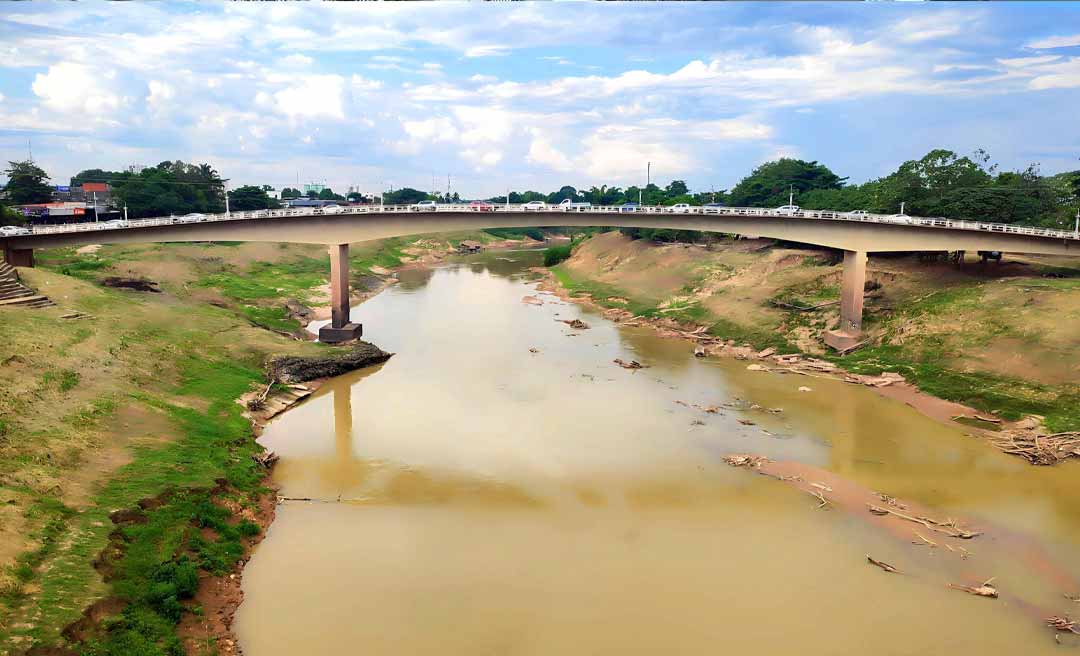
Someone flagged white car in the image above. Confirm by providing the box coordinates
[0,225,31,237]
[176,213,207,223]
[321,204,344,214]
[668,203,694,214]
[103,219,130,229]
[558,199,591,211]
[847,210,869,218]
[522,201,547,211]
[410,200,438,212]
[776,204,801,215]
[890,213,913,224]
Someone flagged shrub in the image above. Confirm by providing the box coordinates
[543,244,572,267]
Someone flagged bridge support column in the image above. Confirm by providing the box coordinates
[824,250,867,352]
[318,243,362,344]
[3,247,34,268]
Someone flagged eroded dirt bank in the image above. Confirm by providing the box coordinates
[537,231,1080,464]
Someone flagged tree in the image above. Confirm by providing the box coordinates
[280,187,302,199]
[4,161,53,204]
[318,187,345,201]
[665,180,689,197]
[728,159,845,207]
[383,187,431,205]
[96,160,225,219]
[227,185,281,211]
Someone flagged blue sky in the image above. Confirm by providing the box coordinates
[1,1,1079,197]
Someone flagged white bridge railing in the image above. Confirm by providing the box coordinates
[22,203,1080,242]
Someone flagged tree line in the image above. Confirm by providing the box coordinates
[3,149,1078,229]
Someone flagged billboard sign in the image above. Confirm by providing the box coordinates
[55,185,70,193]
[82,182,109,192]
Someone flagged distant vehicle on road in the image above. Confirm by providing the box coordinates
[410,200,438,212]
[847,210,869,218]
[321,204,344,214]
[469,200,495,212]
[103,219,130,228]
[619,202,640,213]
[890,213,913,224]
[522,201,547,211]
[776,204,800,215]
[668,203,694,214]
[0,225,31,237]
[558,199,592,211]
[702,202,726,214]
[176,213,207,223]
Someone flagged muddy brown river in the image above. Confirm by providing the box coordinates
[238,250,1080,655]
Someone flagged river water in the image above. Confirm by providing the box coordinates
[238,249,1080,655]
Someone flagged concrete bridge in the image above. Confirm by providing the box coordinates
[3,204,1078,349]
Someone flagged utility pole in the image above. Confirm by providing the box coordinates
[1074,207,1079,238]
[446,174,451,201]
[123,205,128,222]
[223,179,230,217]
[789,184,794,207]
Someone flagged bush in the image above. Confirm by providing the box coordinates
[543,244,572,267]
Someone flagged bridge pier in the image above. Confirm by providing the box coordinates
[318,243,363,344]
[824,250,867,352]
[3,246,34,268]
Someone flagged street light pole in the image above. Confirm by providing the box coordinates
[223,179,230,218]
[1074,207,1079,238]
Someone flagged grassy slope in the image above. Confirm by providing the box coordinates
[553,232,1080,431]
[0,230,531,653]
[0,266,327,653]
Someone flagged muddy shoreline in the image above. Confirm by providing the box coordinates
[530,266,1070,463]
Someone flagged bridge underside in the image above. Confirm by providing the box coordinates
[4,211,1076,348]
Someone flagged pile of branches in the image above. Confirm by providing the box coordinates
[988,431,1080,466]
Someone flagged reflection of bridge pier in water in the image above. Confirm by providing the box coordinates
[334,383,353,464]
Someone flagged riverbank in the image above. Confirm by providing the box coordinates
[538,231,1080,460]
[0,231,523,654]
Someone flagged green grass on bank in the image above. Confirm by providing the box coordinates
[0,264,326,654]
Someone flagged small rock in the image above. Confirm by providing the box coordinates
[798,386,813,392]
[746,364,767,372]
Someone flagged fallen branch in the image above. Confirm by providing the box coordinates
[948,578,998,598]
[866,555,900,573]
[723,454,769,468]
[866,503,981,539]
[1047,616,1080,634]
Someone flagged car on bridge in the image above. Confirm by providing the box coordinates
[175,213,208,223]
[619,202,640,213]
[846,210,869,218]
[667,203,694,214]
[0,225,31,237]
[522,201,547,211]
[410,200,439,212]
[321,204,345,214]
[558,199,592,211]
[702,202,726,214]
[776,204,801,215]
[469,200,495,212]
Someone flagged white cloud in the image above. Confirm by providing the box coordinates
[272,75,345,119]
[146,80,175,110]
[350,74,383,92]
[997,55,1061,68]
[280,53,314,67]
[32,62,122,115]
[464,45,510,58]
[527,136,574,172]
[470,74,497,83]
[1028,57,1080,90]
[1026,33,1080,50]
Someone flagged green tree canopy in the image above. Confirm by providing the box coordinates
[728,158,845,207]
[79,161,225,219]
[384,187,433,205]
[227,185,282,211]
[4,160,53,204]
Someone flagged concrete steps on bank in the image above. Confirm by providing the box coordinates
[0,261,55,308]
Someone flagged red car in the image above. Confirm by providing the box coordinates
[469,200,495,212]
